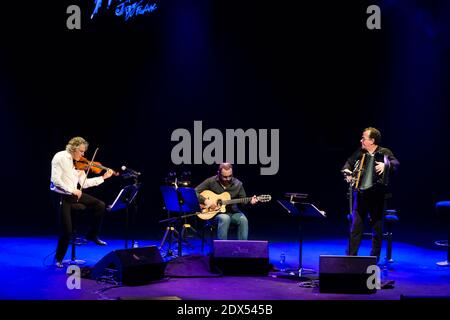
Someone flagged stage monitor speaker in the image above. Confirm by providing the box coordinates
[91,246,166,286]
[319,255,378,294]
[210,240,270,276]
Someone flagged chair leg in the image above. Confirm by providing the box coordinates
[447,243,450,263]
[436,215,450,266]
[386,232,393,263]
[209,225,215,253]
[201,226,205,254]
[71,238,76,261]
[447,222,450,262]
[63,233,86,265]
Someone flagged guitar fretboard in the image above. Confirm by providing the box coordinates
[223,197,253,205]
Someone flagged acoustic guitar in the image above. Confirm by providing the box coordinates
[197,190,272,220]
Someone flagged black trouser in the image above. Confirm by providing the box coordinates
[348,186,385,259]
[54,192,105,262]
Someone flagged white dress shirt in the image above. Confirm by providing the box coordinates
[50,150,104,194]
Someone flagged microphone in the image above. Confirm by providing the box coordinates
[121,166,141,176]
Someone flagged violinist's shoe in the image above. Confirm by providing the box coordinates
[55,261,64,268]
[86,236,107,246]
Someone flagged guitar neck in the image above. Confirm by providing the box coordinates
[223,197,253,206]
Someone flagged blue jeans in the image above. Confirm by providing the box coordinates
[216,212,248,240]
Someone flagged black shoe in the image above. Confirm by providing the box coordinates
[86,236,107,246]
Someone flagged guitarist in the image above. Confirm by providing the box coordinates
[195,163,258,240]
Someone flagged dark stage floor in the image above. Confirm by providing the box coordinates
[1,234,450,301]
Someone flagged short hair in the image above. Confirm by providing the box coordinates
[364,127,381,145]
[218,162,233,174]
[66,137,88,153]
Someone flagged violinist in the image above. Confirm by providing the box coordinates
[342,127,399,262]
[50,136,114,268]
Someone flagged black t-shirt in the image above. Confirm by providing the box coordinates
[195,175,247,213]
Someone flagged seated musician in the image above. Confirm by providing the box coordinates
[50,137,114,268]
[195,163,258,240]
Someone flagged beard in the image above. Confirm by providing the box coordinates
[220,179,232,186]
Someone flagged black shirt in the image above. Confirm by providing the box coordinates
[195,175,247,213]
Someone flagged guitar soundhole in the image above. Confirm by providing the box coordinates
[217,200,222,206]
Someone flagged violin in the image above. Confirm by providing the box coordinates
[74,156,119,176]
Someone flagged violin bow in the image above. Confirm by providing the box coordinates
[79,147,99,192]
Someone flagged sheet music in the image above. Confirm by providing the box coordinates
[303,203,326,218]
[160,186,201,213]
[107,184,139,212]
[107,188,127,212]
[278,200,326,218]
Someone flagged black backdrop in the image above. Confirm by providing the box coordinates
[1,0,449,243]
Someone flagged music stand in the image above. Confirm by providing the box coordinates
[159,186,202,258]
[276,193,326,281]
[107,183,141,249]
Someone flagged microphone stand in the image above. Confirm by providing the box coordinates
[121,172,141,249]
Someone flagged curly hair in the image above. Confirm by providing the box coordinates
[66,137,88,153]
